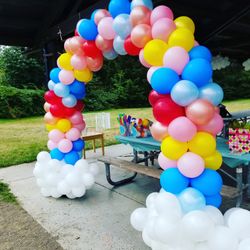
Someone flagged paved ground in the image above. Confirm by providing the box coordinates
[0,144,249,250]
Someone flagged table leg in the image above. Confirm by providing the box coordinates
[93,139,96,153]
[236,166,243,207]
[101,135,105,156]
[83,148,86,159]
[133,149,138,163]
[144,152,149,166]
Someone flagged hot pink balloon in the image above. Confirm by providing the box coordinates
[152,18,176,42]
[94,9,111,25]
[44,112,58,125]
[198,113,224,135]
[168,116,197,142]
[150,121,168,141]
[177,152,205,178]
[44,102,51,112]
[48,129,65,143]
[95,35,114,52]
[158,152,177,170]
[69,111,83,124]
[98,17,116,40]
[147,66,161,83]
[59,70,75,85]
[163,46,190,75]
[66,128,81,141]
[70,55,87,70]
[74,121,86,132]
[139,49,151,68]
[47,140,57,150]
[150,6,174,25]
[58,139,73,153]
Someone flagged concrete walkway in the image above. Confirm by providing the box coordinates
[0,144,160,250]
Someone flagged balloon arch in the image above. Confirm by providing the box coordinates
[34,0,250,249]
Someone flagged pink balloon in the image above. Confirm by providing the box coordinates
[150,6,174,25]
[152,18,176,42]
[198,113,224,136]
[177,152,205,178]
[86,56,103,72]
[158,152,177,170]
[70,55,87,70]
[65,128,81,141]
[59,70,75,85]
[163,46,190,75]
[131,24,152,48]
[73,121,86,132]
[139,49,151,68]
[94,9,111,25]
[95,35,114,52]
[68,36,85,55]
[58,139,73,153]
[48,129,65,143]
[69,111,83,124]
[149,121,168,141]
[194,40,199,47]
[147,66,161,83]
[98,17,116,40]
[130,6,151,27]
[47,140,57,150]
[44,103,51,112]
[168,116,197,142]
[44,112,58,125]
[64,38,73,54]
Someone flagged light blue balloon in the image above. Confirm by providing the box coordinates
[113,36,127,55]
[48,80,55,90]
[199,83,224,106]
[178,187,206,213]
[103,49,118,60]
[113,14,132,39]
[131,0,153,10]
[54,83,70,98]
[62,94,77,108]
[171,80,199,106]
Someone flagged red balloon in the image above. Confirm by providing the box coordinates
[153,96,185,125]
[44,90,61,104]
[83,41,102,58]
[75,101,85,112]
[64,107,76,117]
[148,90,169,106]
[124,36,141,56]
[75,29,80,36]
[50,104,64,117]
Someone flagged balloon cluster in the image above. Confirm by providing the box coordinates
[131,190,250,250]
[212,55,231,70]
[243,59,250,71]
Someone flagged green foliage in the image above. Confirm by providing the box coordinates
[0,182,17,204]
[0,86,44,118]
[0,46,45,89]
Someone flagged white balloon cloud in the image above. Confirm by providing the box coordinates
[243,59,250,71]
[212,55,231,70]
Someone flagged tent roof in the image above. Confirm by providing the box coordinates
[0,0,249,59]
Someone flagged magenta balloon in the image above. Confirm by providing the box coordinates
[198,113,224,135]
[158,152,177,170]
[70,55,87,70]
[149,121,168,141]
[58,139,73,153]
[73,122,86,132]
[59,70,75,85]
[139,49,151,68]
[177,152,205,178]
[48,129,65,143]
[152,18,176,42]
[168,116,197,142]
[163,46,190,75]
[147,66,161,83]
[65,128,81,141]
[98,17,116,40]
[150,6,174,25]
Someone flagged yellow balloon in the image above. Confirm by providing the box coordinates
[56,119,72,133]
[188,132,216,158]
[74,68,93,83]
[204,151,222,171]
[45,124,55,132]
[168,28,194,51]
[57,53,73,70]
[161,136,188,160]
[144,39,168,66]
[174,16,195,34]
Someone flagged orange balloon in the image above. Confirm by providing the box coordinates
[69,36,85,55]
[131,24,152,48]
[95,35,113,52]
[130,6,151,27]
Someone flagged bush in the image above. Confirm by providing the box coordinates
[0,86,44,118]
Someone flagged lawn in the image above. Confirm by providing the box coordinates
[0,99,249,168]
[0,182,17,203]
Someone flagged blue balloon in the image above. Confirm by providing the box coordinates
[113,14,132,39]
[178,187,206,213]
[78,19,98,41]
[160,168,189,194]
[69,80,86,95]
[90,9,99,21]
[103,49,118,60]
[199,83,224,106]
[151,68,180,94]
[113,36,127,55]
[191,169,223,196]
[50,148,65,161]
[54,83,70,98]
[189,46,212,62]
[74,92,86,100]
[50,68,61,83]
[171,80,199,106]
[73,139,85,151]
[48,80,55,91]
[64,151,80,165]
[182,59,213,88]
[62,94,77,108]
[108,0,131,18]
[131,0,153,10]
[205,193,222,208]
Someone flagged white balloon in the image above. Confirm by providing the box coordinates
[82,173,95,189]
[224,207,242,224]
[33,165,43,178]
[238,238,250,250]
[89,163,99,176]
[75,159,89,173]
[146,192,158,209]
[72,186,86,197]
[151,240,172,250]
[142,229,152,247]
[203,206,224,226]
[57,181,71,195]
[37,151,51,162]
[144,218,157,240]
[130,208,148,231]
[66,192,76,199]
[51,188,61,198]
[46,174,59,186]
[194,242,211,250]
[65,172,82,187]
[48,159,61,172]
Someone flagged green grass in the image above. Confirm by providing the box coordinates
[0,99,249,168]
[0,182,17,203]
